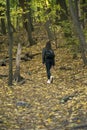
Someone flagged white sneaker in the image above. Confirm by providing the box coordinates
[47,79,51,84]
[50,76,53,83]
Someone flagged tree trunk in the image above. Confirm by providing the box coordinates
[74,0,79,20]
[55,0,69,37]
[74,0,84,29]
[0,3,6,34]
[44,20,54,41]
[69,0,87,65]
[6,0,13,86]
[44,8,54,41]
[13,43,23,82]
[81,0,87,28]
[26,0,35,45]
[19,0,34,45]
[55,0,59,24]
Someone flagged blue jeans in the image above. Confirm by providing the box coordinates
[45,60,53,79]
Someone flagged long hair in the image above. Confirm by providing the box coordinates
[45,41,52,50]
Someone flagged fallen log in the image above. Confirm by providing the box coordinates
[0,52,41,66]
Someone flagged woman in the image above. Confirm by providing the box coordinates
[42,41,55,84]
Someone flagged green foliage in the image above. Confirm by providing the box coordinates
[59,20,80,56]
[61,21,72,37]
[31,0,60,23]
[0,0,6,5]
[0,0,6,18]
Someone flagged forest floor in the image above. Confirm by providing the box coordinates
[0,27,87,130]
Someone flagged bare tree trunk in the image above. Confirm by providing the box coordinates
[44,20,54,41]
[74,0,79,20]
[26,0,35,45]
[69,0,87,65]
[13,43,23,82]
[0,3,6,34]
[16,43,21,72]
[19,0,34,45]
[81,0,87,28]
[6,0,13,86]
[44,8,54,41]
[74,0,83,29]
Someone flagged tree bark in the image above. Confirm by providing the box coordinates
[44,20,54,41]
[44,8,54,41]
[13,43,23,82]
[6,0,13,86]
[81,0,87,28]
[19,0,34,45]
[69,0,87,65]
[0,3,6,34]
[26,0,34,45]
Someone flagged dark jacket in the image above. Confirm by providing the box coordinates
[42,47,55,66]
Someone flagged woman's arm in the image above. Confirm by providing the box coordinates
[42,48,46,64]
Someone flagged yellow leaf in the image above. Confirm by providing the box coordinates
[46,118,52,124]
[77,120,81,123]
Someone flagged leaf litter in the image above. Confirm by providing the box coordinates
[0,39,87,130]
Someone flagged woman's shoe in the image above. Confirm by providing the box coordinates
[47,79,51,84]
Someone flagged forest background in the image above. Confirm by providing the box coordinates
[0,0,87,130]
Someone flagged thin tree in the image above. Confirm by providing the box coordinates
[26,0,34,45]
[19,0,34,45]
[69,0,87,65]
[81,0,87,28]
[44,8,54,41]
[6,0,13,85]
[13,43,23,82]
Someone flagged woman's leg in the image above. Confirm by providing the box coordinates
[46,61,51,79]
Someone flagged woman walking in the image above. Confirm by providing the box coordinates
[42,41,55,84]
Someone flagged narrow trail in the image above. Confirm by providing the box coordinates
[13,45,87,130]
[0,42,87,130]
